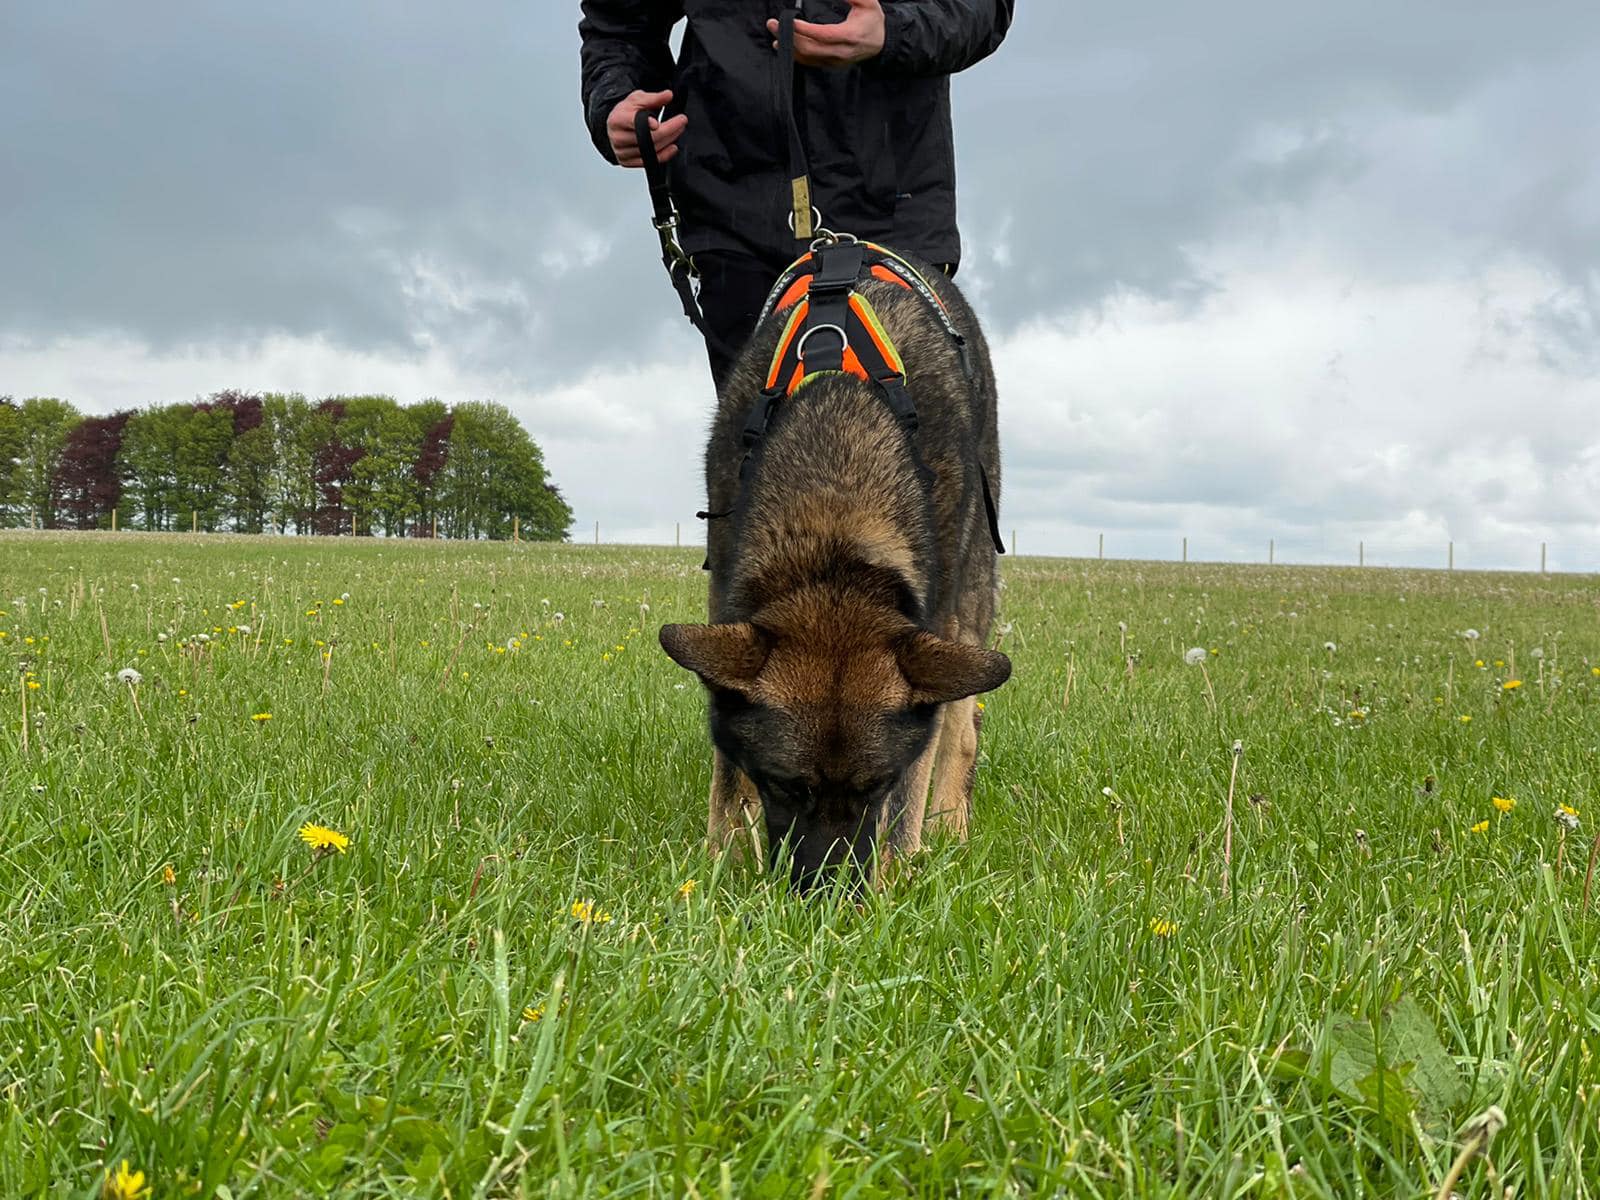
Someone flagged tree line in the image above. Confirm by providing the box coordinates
[0,392,573,540]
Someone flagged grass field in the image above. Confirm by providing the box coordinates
[2,532,1597,1198]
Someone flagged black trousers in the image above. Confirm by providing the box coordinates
[692,250,956,388]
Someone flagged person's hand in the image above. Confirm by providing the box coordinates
[607,89,688,168]
[767,0,886,68]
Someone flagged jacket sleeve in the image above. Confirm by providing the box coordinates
[579,1,684,164]
[875,0,1014,78]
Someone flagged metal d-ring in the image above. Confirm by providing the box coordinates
[788,205,824,234]
[796,323,848,361]
[811,231,857,252]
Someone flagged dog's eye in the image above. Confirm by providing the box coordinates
[765,777,813,805]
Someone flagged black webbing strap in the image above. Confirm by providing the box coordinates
[775,6,814,243]
[798,241,862,374]
[634,109,738,362]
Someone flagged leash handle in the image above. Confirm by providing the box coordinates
[633,107,673,221]
[775,6,815,242]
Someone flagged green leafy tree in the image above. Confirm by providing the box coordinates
[6,398,82,528]
[264,394,317,534]
[0,397,22,525]
[440,401,572,541]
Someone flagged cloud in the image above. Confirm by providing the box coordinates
[2,1,1597,569]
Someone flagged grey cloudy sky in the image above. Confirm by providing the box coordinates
[3,2,1598,569]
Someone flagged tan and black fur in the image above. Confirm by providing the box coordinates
[661,257,1009,890]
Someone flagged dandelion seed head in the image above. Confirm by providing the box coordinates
[116,667,143,686]
[1183,647,1207,666]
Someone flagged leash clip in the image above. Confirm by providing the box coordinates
[652,214,694,274]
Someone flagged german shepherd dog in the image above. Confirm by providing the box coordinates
[660,255,1010,891]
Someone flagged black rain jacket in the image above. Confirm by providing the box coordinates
[580,1,1012,268]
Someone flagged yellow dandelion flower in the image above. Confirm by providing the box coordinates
[26,680,39,690]
[1501,679,1522,691]
[1592,667,1600,677]
[1470,820,1489,834]
[975,700,986,712]
[601,653,612,663]
[333,598,345,606]
[23,636,35,645]
[1349,708,1367,720]
[177,689,188,697]
[251,712,272,722]
[569,900,612,925]
[677,879,698,900]
[420,640,430,648]
[1474,659,1485,668]
[0,631,8,640]
[1458,714,1472,724]
[162,864,176,886]
[104,1160,150,1200]
[298,822,350,854]
[1493,796,1516,814]
[522,1003,545,1023]
[1149,917,1177,938]
[1560,803,1580,818]
[1494,659,1504,668]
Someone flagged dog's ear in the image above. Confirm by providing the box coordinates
[659,623,773,693]
[895,631,1012,705]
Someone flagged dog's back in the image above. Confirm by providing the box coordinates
[664,256,1008,887]
[706,261,999,636]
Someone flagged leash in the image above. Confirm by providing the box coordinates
[633,108,739,363]
[775,5,817,243]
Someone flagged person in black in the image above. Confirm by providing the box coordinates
[579,1,1013,384]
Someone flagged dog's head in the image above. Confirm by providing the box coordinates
[661,609,1010,891]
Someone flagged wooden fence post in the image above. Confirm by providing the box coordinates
[1010,529,1017,557]
[1541,542,1547,574]
[1098,533,1104,560]
[1448,541,1454,572]
[513,516,519,543]
[676,522,681,547]
[1182,536,1188,563]
[192,510,198,533]
[1359,541,1365,568]
[594,521,599,546]
[110,510,117,532]
[1269,538,1275,565]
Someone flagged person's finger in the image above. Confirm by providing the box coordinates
[792,33,852,66]
[792,19,853,43]
[651,114,689,150]
[636,88,674,108]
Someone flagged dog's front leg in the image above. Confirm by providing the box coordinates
[925,694,978,840]
[708,749,763,862]
[883,705,945,860]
